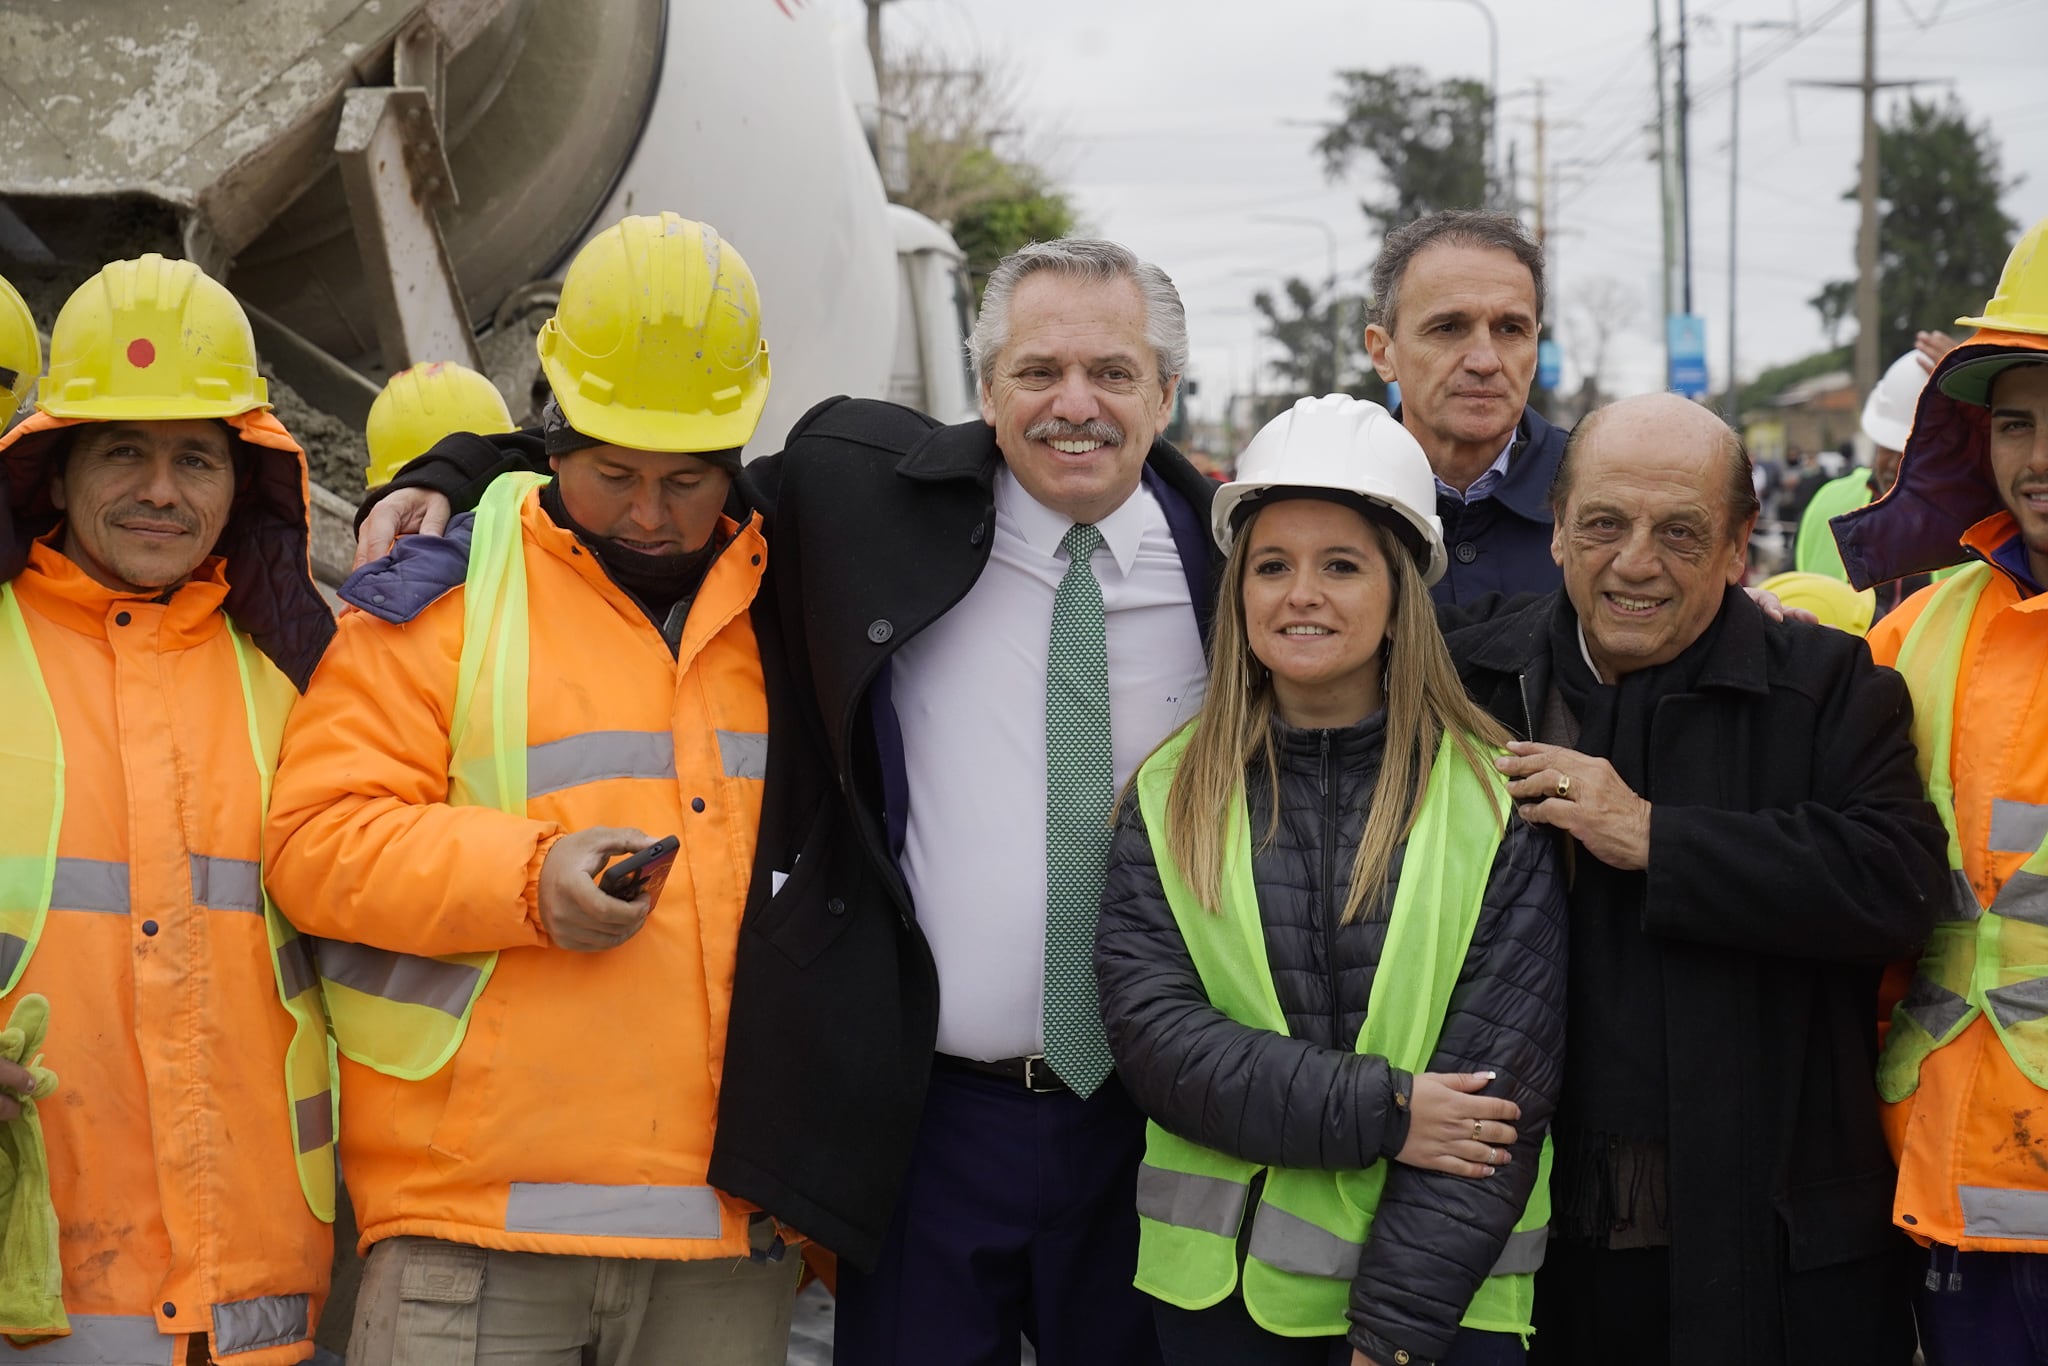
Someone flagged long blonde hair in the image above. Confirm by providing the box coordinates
[1160,512,1509,925]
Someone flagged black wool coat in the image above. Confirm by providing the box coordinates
[363,400,1222,1266]
[1444,590,1947,1366]
[713,398,1223,1266]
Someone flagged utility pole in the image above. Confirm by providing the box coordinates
[1675,0,1694,315]
[1795,3,1946,398]
[865,0,892,87]
[1727,20,1794,427]
[1651,0,1675,379]
[1531,80,1548,247]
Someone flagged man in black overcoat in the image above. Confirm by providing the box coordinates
[1453,392,1947,1365]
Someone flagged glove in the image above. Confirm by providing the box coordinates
[0,993,66,1343]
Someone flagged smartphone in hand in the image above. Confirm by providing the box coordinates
[597,835,680,905]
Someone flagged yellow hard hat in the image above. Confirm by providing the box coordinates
[38,254,267,421]
[364,361,515,487]
[1758,571,1876,637]
[1955,215,2048,337]
[537,214,771,454]
[0,273,39,418]
[1939,216,2048,406]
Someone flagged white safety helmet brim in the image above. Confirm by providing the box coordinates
[1860,349,1932,452]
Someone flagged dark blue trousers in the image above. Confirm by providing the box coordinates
[1154,1295,1525,1366]
[833,1064,1163,1366]
[1917,1250,2048,1366]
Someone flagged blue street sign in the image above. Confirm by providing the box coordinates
[1667,313,1710,397]
[1537,339,1563,391]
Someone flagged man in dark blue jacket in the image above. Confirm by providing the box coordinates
[1365,210,1569,604]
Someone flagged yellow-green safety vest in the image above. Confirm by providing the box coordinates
[0,582,336,1221]
[1132,724,1551,1341]
[317,470,551,1081]
[1878,561,2048,1098]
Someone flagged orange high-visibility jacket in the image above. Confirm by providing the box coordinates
[0,409,330,1366]
[265,483,769,1261]
[1871,510,2048,1252]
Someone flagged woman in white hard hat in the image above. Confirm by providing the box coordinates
[1096,394,1566,1366]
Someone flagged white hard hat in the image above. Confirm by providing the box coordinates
[1861,349,1932,452]
[1214,394,1447,585]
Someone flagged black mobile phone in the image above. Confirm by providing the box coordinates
[597,835,680,904]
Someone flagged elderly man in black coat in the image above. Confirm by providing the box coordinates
[1450,393,1947,1365]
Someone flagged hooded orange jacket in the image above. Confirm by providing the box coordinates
[1860,327,2048,1253]
[264,483,769,1262]
[0,409,331,1366]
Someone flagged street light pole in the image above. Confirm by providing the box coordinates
[1425,0,1500,200]
[1725,20,1792,428]
[1255,215,1342,393]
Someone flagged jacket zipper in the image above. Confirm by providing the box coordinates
[1319,730,1343,1046]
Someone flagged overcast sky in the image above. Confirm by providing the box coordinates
[855,0,2048,421]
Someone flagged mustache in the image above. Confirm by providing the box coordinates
[1024,418,1125,445]
[108,504,199,533]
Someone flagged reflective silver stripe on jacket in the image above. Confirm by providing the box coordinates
[1135,1163,1247,1239]
[527,730,675,797]
[1986,977,2048,1032]
[51,857,130,914]
[13,1313,177,1364]
[0,931,24,983]
[1947,868,1983,922]
[1138,1165,1547,1278]
[315,940,482,1017]
[190,854,262,913]
[1960,1185,2048,1241]
[716,729,768,780]
[503,1182,723,1239]
[1989,799,2048,855]
[275,935,319,1001]
[1899,974,1975,1040]
[1993,870,2048,928]
[212,1294,311,1356]
[294,1091,335,1154]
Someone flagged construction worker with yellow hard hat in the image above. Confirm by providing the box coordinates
[0,272,40,422]
[363,360,514,487]
[1834,213,2048,1362]
[263,214,801,1364]
[0,254,337,1363]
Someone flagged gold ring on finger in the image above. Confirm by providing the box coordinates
[1555,773,1571,799]
[1472,1119,1483,1141]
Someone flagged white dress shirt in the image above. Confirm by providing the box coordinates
[891,466,1209,1060]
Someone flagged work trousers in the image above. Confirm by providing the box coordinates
[833,1065,1163,1366]
[1916,1249,2048,1366]
[345,1233,800,1366]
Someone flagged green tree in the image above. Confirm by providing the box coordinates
[1253,277,1384,402]
[880,45,1079,299]
[1316,67,1494,236]
[1811,97,2017,359]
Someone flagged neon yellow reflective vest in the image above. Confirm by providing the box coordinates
[1878,561,2048,1098]
[317,469,551,1081]
[1131,724,1551,1341]
[0,582,335,1221]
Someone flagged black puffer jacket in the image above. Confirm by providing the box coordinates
[1096,714,1567,1365]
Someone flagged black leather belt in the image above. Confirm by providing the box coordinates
[934,1052,1069,1094]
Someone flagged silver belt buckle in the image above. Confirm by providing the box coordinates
[1022,1055,1062,1093]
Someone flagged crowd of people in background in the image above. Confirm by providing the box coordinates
[0,201,2044,1366]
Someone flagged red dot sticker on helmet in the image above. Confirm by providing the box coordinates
[127,338,156,368]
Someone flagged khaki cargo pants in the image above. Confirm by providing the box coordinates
[345,1230,801,1366]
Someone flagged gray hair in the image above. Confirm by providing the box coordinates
[971,239,1188,393]
[1368,210,1546,334]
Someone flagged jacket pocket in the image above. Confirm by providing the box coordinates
[749,805,860,970]
[1775,1167,1900,1272]
[391,1240,487,1366]
[427,993,507,1164]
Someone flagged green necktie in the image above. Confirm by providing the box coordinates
[1043,522,1115,1097]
